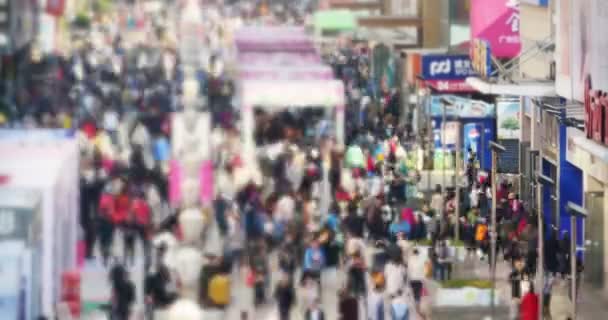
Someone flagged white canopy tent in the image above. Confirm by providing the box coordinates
[239,79,346,160]
[237,64,334,81]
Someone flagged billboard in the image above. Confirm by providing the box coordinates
[555,0,608,102]
[470,0,521,58]
[428,95,496,118]
[471,39,493,78]
[520,0,548,6]
[497,100,521,139]
[421,55,477,80]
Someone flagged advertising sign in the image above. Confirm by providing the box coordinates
[520,0,548,6]
[406,53,422,85]
[46,0,66,16]
[421,55,477,80]
[497,100,521,139]
[428,95,496,118]
[584,78,608,144]
[464,123,483,164]
[471,39,493,78]
[425,80,476,93]
[556,0,608,102]
[470,0,521,58]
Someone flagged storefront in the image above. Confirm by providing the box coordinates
[566,127,607,293]
[417,53,495,172]
[426,94,496,172]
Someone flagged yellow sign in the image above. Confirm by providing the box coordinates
[471,39,492,78]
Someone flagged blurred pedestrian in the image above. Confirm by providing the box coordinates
[274,276,295,320]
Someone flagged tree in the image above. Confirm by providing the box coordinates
[501,117,520,131]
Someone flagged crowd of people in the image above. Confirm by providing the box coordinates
[0,2,588,320]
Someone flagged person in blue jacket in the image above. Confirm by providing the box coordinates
[302,239,325,287]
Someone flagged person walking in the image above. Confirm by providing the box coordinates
[109,264,135,320]
[384,255,406,297]
[367,283,386,320]
[304,299,325,320]
[407,248,427,304]
[520,284,539,320]
[302,239,325,286]
[389,290,409,320]
[338,289,359,320]
[430,184,444,218]
[274,276,295,320]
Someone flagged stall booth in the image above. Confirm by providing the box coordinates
[0,131,79,319]
[233,26,345,214]
[234,26,347,159]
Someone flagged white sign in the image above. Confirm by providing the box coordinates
[430,60,452,77]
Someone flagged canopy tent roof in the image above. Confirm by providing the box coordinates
[237,51,322,65]
[313,9,358,32]
[238,64,334,81]
[234,26,315,52]
[239,79,345,108]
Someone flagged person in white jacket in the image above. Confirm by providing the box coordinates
[407,248,428,304]
[384,258,406,298]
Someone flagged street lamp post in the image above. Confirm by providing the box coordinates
[566,202,588,320]
[489,141,506,319]
[536,173,554,320]
[455,135,461,242]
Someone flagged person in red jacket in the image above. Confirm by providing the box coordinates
[98,187,116,265]
[520,284,540,320]
[113,181,131,225]
[131,190,152,268]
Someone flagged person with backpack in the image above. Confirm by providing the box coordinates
[274,275,296,320]
[199,254,230,309]
[144,244,177,319]
[302,239,325,287]
[110,264,135,320]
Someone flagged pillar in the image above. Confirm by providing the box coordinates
[336,105,345,147]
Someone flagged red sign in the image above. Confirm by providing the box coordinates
[584,75,608,144]
[46,0,65,17]
[425,79,476,93]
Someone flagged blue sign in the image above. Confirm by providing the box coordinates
[421,55,477,80]
[520,0,548,6]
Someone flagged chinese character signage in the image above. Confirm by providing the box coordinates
[471,0,521,58]
[471,39,493,78]
[425,80,476,93]
[556,0,608,102]
[421,55,477,80]
[584,75,608,145]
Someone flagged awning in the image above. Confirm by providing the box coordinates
[566,127,608,182]
[237,64,334,81]
[466,77,556,97]
[239,80,345,108]
[313,10,358,32]
[237,51,321,65]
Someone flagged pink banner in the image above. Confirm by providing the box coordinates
[470,0,521,58]
[199,160,214,206]
[237,52,321,65]
[168,160,182,207]
[238,65,334,81]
